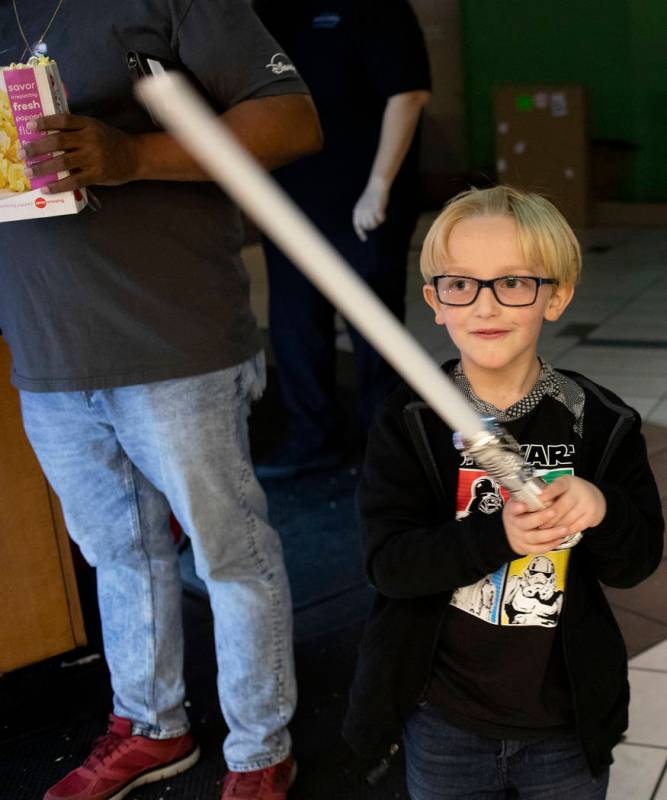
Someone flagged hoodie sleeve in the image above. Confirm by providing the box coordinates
[580,415,664,588]
[358,390,517,599]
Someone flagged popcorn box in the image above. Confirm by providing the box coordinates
[0,58,86,223]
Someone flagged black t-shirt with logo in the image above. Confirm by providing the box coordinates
[428,362,585,740]
[255,0,431,231]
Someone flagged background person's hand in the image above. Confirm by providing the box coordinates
[502,498,572,555]
[18,114,139,193]
[536,475,607,535]
[352,175,389,241]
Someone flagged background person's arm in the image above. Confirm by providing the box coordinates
[21,93,322,193]
[353,89,430,241]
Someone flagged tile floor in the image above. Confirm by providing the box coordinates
[611,641,667,799]
[243,218,667,798]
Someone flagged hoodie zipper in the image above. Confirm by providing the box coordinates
[561,403,634,773]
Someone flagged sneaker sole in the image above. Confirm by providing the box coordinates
[105,744,201,800]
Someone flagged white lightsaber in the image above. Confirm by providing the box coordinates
[136,73,481,439]
[135,72,580,548]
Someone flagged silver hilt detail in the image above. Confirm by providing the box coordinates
[459,419,582,550]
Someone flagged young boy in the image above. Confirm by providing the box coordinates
[342,186,664,799]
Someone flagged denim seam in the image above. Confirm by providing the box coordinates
[137,386,190,738]
[496,741,508,790]
[120,449,159,731]
[241,358,290,730]
[234,365,291,744]
[236,428,289,731]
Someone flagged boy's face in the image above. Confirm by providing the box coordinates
[422,215,574,378]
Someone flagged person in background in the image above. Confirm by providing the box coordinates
[343,186,663,798]
[0,2,321,798]
[255,0,431,479]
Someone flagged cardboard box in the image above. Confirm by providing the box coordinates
[0,58,86,223]
[494,85,590,227]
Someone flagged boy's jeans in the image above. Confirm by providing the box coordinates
[20,353,296,772]
[404,705,609,799]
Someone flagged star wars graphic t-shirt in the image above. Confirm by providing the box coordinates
[428,361,585,739]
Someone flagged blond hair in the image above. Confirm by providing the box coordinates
[419,185,581,287]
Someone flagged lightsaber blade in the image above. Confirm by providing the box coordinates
[136,73,482,440]
[135,72,580,548]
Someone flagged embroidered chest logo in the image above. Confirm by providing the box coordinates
[313,12,342,29]
[265,53,297,76]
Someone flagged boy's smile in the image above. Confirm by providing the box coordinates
[423,215,573,402]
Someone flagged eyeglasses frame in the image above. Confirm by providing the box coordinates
[431,274,559,307]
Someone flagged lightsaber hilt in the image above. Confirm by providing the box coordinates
[459,419,582,551]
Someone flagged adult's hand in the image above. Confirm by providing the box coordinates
[352,175,389,242]
[18,114,139,193]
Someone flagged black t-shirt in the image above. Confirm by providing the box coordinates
[428,364,585,740]
[0,0,308,391]
[255,0,431,230]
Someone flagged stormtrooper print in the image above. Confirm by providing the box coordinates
[503,555,564,626]
[450,463,573,628]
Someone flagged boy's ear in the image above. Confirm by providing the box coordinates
[544,283,575,322]
[423,283,447,325]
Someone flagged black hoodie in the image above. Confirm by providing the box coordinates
[342,365,664,781]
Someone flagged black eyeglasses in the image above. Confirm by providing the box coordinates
[431,275,559,307]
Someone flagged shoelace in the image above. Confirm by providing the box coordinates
[83,731,129,769]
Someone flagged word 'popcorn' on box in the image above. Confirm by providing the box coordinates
[0,56,86,222]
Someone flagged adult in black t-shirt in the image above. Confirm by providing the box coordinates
[0,2,321,799]
[255,0,431,478]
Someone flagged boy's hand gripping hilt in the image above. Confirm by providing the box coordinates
[459,419,582,550]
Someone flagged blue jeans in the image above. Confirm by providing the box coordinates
[20,353,296,772]
[404,706,609,799]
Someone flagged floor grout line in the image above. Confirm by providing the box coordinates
[629,666,667,675]
[649,757,667,800]
[608,602,667,629]
[620,741,667,751]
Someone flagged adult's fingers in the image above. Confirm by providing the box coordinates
[353,214,368,242]
[39,170,87,194]
[30,114,90,133]
[26,151,80,178]
[19,132,81,159]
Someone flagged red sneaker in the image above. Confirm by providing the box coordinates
[44,714,200,800]
[221,755,297,799]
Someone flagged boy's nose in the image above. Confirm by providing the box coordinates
[473,285,502,315]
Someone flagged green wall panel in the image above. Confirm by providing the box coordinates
[461,0,665,201]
